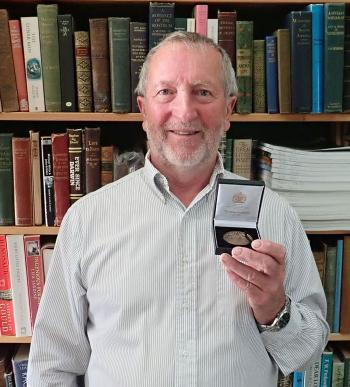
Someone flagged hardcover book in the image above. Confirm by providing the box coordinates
[40,136,55,227]
[207,19,218,44]
[149,2,175,49]
[29,130,43,226]
[12,345,29,387]
[67,128,84,204]
[265,35,279,114]
[85,127,101,193]
[0,10,19,112]
[101,145,114,186]
[218,11,237,70]
[343,16,350,112]
[37,4,61,112]
[340,236,350,333]
[0,134,14,226]
[253,40,265,113]
[193,4,208,37]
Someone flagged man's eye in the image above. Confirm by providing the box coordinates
[158,89,171,95]
[198,90,211,97]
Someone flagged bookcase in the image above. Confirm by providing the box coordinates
[0,0,349,354]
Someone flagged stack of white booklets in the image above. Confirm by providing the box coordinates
[257,142,350,231]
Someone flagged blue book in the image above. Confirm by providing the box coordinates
[293,370,305,387]
[333,238,344,332]
[305,4,324,113]
[320,348,333,387]
[265,35,278,113]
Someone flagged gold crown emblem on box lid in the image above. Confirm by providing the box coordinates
[232,191,247,204]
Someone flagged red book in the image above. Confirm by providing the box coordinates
[0,235,16,336]
[24,235,44,330]
[51,133,70,226]
[12,138,33,226]
[9,20,29,112]
[194,4,208,37]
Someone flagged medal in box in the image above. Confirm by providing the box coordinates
[213,178,265,254]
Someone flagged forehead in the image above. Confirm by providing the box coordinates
[147,42,224,86]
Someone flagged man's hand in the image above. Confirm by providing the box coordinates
[220,239,286,325]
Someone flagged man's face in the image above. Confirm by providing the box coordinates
[137,42,236,170]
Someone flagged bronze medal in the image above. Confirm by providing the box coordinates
[222,231,253,246]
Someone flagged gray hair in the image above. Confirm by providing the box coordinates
[135,31,238,99]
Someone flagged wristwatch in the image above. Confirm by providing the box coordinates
[257,296,291,333]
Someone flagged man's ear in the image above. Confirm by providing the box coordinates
[137,95,145,115]
[224,96,236,131]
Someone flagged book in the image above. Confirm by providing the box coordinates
[175,18,187,31]
[58,14,77,112]
[12,137,33,226]
[74,31,93,112]
[130,22,147,113]
[304,357,321,387]
[292,371,305,387]
[343,15,350,112]
[187,18,195,32]
[337,344,350,387]
[0,134,14,226]
[253,40,265,113]
[37,4,61,112]
[306,4,324,113]
[233,139,253,179]
[148,2,175,49]
[6,236,31,337]
[218,11,237,70]
[41,242,55,280]
[274,29,291,113]
[11,345,29,387]
[340,236,350,333]
[8,20,29,112]
[265,35,278,114]
[23,235,44,330]
[40,136,55,227]
[323,3,345,113]
[0,235,15,336]
[193,4,208,37]
[101,145,114,186]
[51,133,70,226]
[0,10,19,112]
[89,18,111,112]
[207,19,218,44]
[333,238,344,333]
[109,17,131,113]
[319,347,333,387]
[67,128,84,204]
[332,351,345,387]
[29,130,42,226]
[236,21,253,113]
[20,16,45,112]
[0,345,14,387]
[288,11,312,113]
[85,127,101,193]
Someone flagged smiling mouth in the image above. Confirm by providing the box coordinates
[170,130,201,136]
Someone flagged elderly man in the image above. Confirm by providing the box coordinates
[27,31,328,387]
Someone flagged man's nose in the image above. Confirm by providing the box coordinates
[171,91,199,122]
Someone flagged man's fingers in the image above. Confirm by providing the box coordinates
[250,239,286,264]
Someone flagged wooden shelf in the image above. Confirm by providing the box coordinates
[329,333,350,341]
[1,112,350,122]
[0,227,59,235]
[306,230,350,235]
[0,336,31,344]
[7,0,350,4]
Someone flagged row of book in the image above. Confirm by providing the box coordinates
[0,130,144,227]
[1,3,350,115]
[0,234,54,337]
[0,344,29,387]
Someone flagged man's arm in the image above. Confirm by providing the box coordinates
[27,207,91,386]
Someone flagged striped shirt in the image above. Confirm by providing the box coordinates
[28,154,329,387]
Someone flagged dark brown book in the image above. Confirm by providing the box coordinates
[0,10,19,112]
[130,22,147,113]
[218,10,237,70]
[51,133,70,226]
[74,31,93,112]
[12,138,33,226]
[89,19,111,112]
[85,127,101,193]
[101,145,113,186]
[67,128,84,204]
[29,130,43,226]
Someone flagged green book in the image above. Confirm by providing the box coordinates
[323,241,337,330]
[324,3,345,113]
[236,21,253,113]
[37,4,61,112]
[0,134,14,225]
[175,17,187,31]
[224,138,233,171]
[108,17,131,113]
[253,39,265,113]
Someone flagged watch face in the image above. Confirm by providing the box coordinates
[277,311,290,329]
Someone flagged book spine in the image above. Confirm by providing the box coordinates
[6,235,32,337]
[130,22,147,113]
[74,31,93,112]
[288,11,312,113]
[101,146,114,186]
[333,238,344,332]
[23,235,44,330]
[324,242,337,331]
[223,138,232,171]
[343,16,350,112]
[0,134,14,226]
[218,11,237,70]
[148,2,175,49]
[40,137,55,227]
[12,358,28,387]
[306,4,324,113]
[175,18,187,32]
[51,133,70,227]
[275,29,291,113]
[233,139,253,179]
[58,14,77,112]
[20,17,45,112]
[207,19,218,44]
[109,17,131,113]
[0,235,16,336]
[187,18,195,32]
[292,371,305,387]
[85,127,101,193]
[67,128,84,204]
[253,40,265,113]
[89,18,111,112]
[320,350,333,387]
[340,236,350,333]
[0,10,19,112]
[194,4,208,37]
[324,3,345,113]
[265,35,279,114]
[236,21,253,113]
[8,20,29,112]
[12,138,33,226]
[29,131,43,226]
